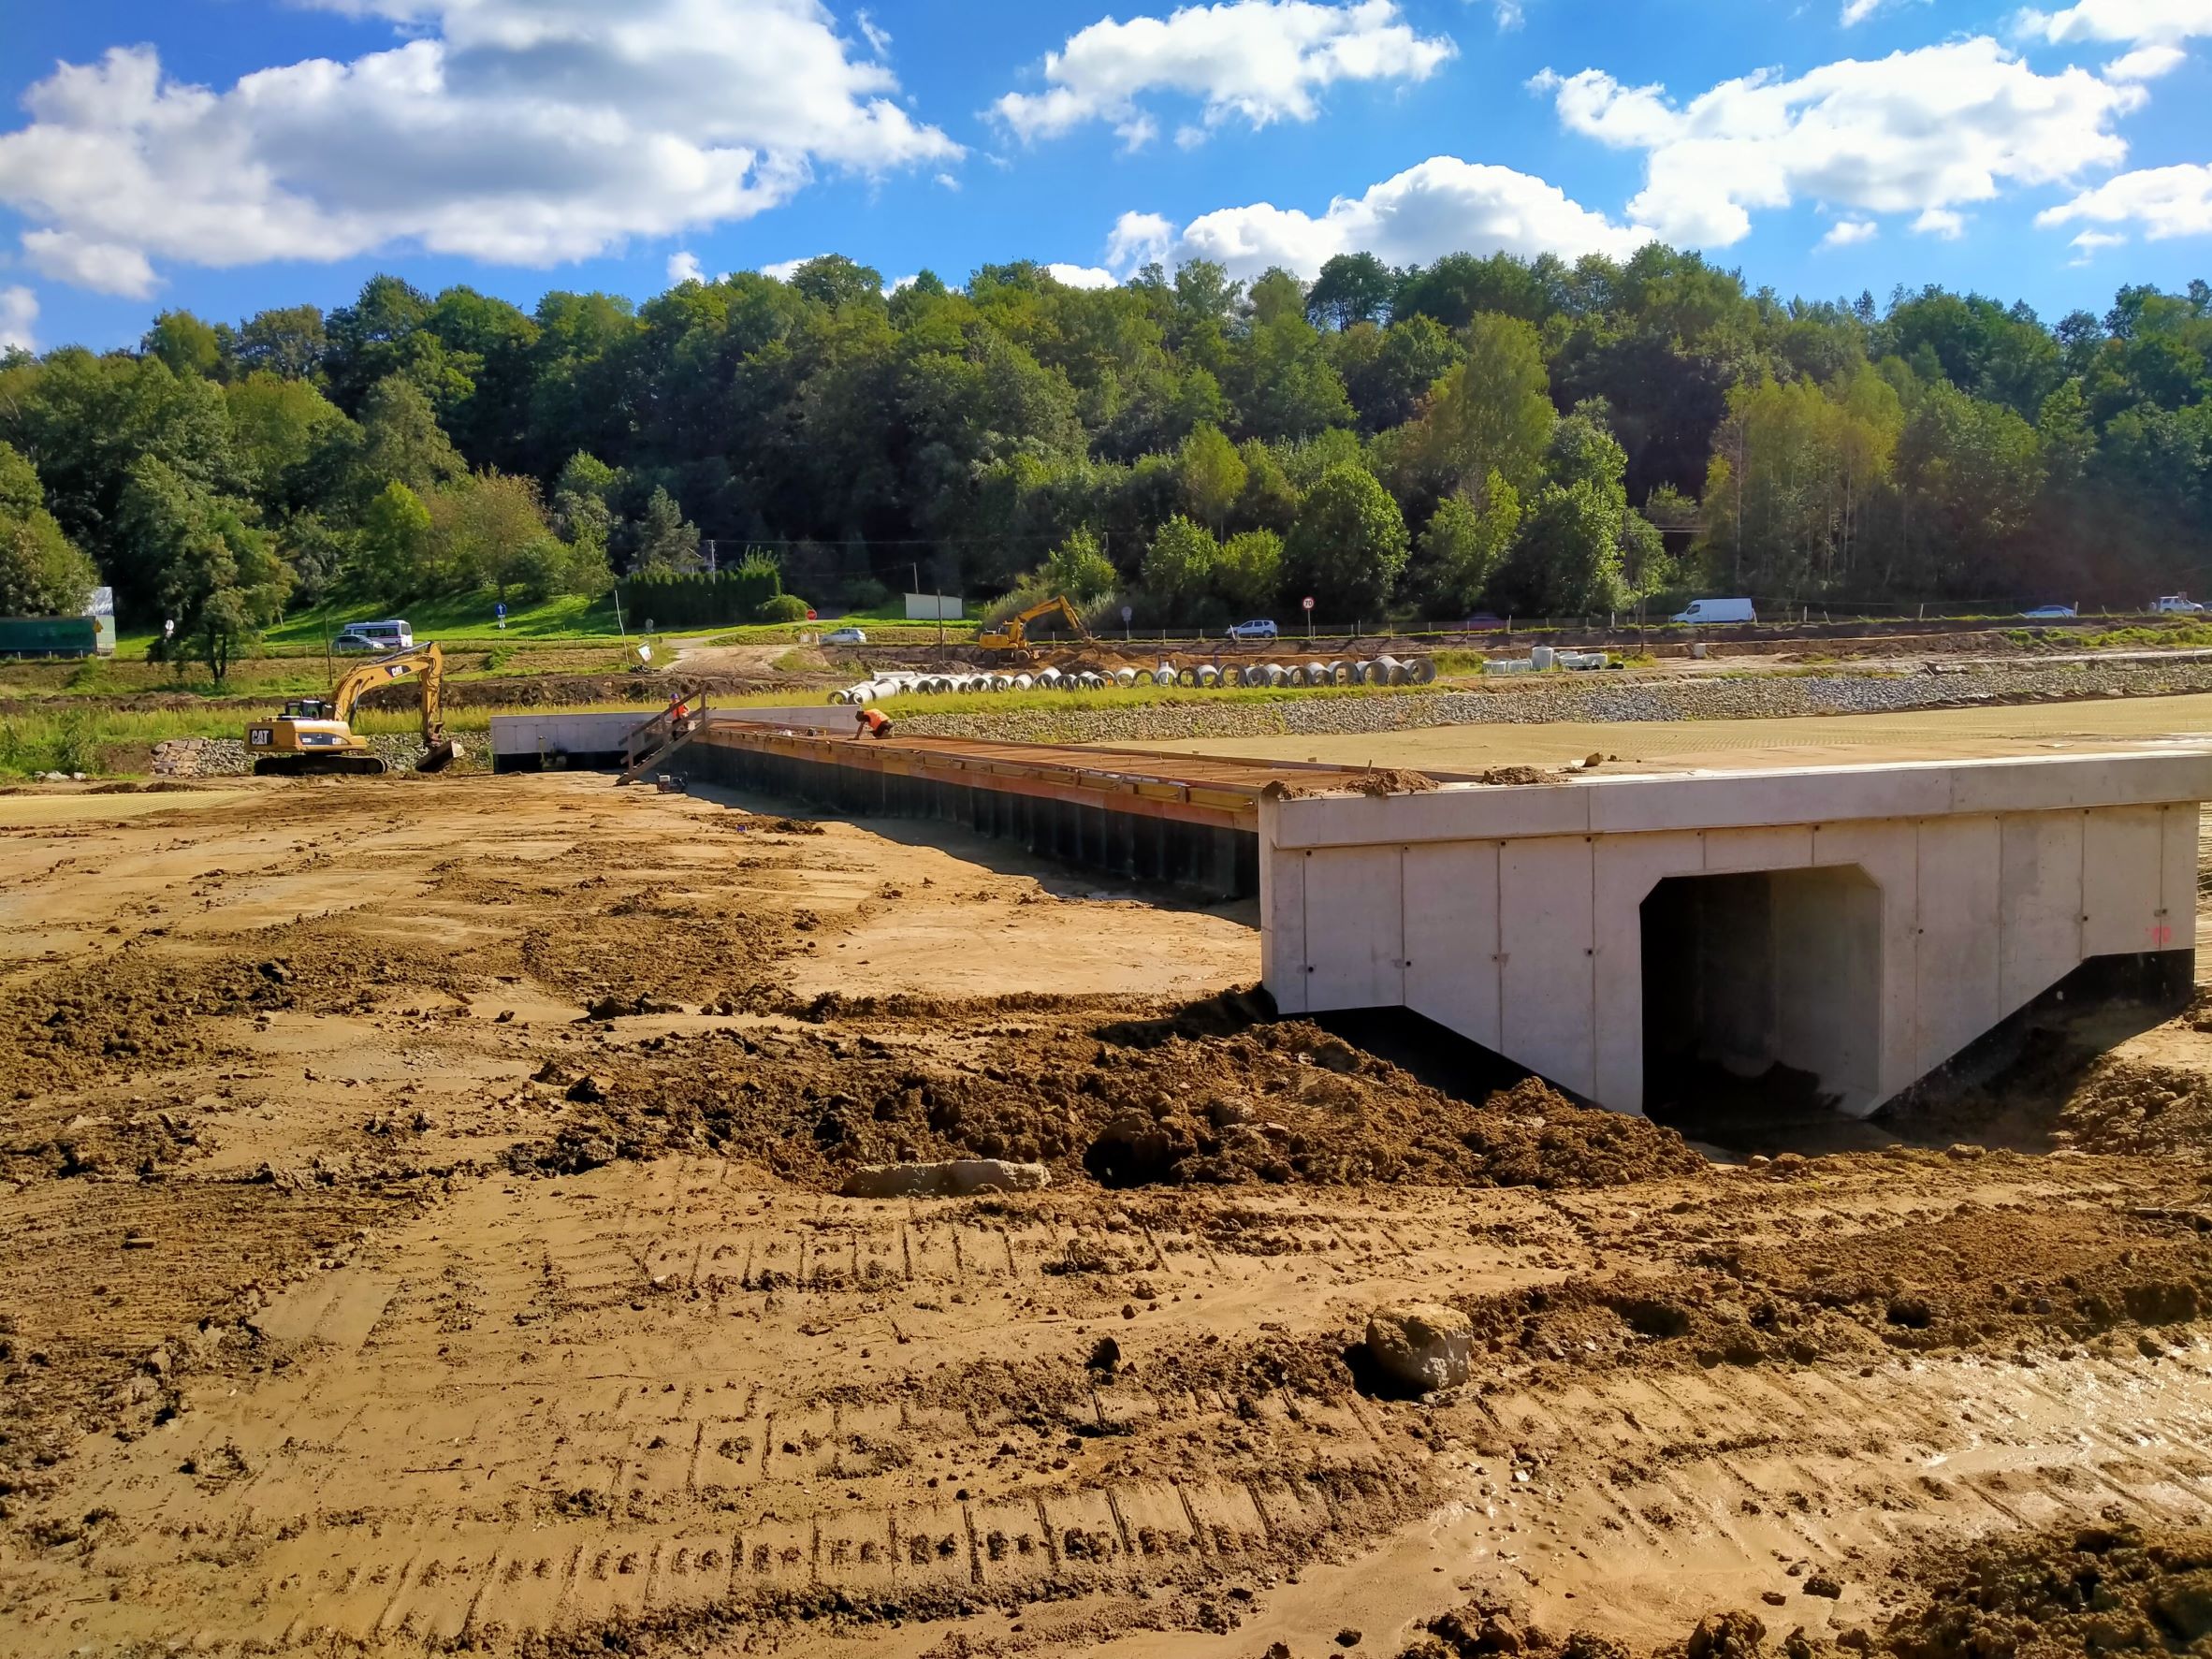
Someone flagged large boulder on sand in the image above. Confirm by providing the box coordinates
[840,1159,1051,1199]
[1365,1302,1474,1392]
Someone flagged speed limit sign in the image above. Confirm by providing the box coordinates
[1302,596,1315,611]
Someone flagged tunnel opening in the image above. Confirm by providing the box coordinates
[1641,865,1884,1152]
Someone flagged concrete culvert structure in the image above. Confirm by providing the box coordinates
[1260,752,2212,1120]
[1408,656,1437,685]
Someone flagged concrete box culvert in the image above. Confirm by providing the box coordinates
[1260,751,2212,1121]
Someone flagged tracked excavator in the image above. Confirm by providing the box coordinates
[976,595,1094,662]
[246,642,460,777]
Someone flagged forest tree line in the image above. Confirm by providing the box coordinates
[1,243,2209,674]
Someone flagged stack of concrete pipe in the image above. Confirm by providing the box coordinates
[829,653,1435,703]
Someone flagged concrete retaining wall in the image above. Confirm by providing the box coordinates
[1263,752,2212,1116]
[489,706,843,771]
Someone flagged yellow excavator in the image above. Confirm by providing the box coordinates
[977,594,1094,660]
[246,643,460,777]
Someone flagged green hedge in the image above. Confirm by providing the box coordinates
[618,561,782,628]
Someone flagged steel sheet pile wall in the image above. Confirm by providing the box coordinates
[677,725,1259,897]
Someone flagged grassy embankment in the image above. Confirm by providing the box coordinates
[0,691,831,779]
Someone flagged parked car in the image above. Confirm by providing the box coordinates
[332,618,414,652]
[2152,594,2205,614]
[1461,613,1507,632]
[1669,597,1757,625]
[1225,618,1279,640]
[822,626,867,645]
[2019,604,2077,618]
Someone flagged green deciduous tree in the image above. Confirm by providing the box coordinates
[1177,423,1246,530]
[1409,478,1521,615]
[345,481,434,605]
[1141,515,1218,613]
[0,441,97,615]
[1042,527,1117,602]
[120,457,290,683]
[1283,463,1408,619]
[1215,529,1284,615]
[1419,313,1555,498]
[1306,253,1395,330]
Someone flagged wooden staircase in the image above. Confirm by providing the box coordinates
[616,706,700,784]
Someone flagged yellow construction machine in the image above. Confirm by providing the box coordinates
[246,642,460,777]
[977,594,1093,660]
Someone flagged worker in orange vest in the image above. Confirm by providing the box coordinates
[851,707,894,740]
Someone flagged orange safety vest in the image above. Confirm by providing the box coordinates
[859,708,889,734]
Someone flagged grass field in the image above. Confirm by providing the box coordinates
[0,691,840,778]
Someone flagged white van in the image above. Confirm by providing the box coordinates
[333,619,415,653]
[1670,597,1757,625]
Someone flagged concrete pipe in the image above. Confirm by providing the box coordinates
[1036,668,1061,689]
[1152,666,1176,687]
[1285,664,1308,687]
[1012,674,1034,691]
[1196,664,1220,688]
[1325,661,1352,687]
[1114,667,1139,688]
[828,688,851,705]
[1407,655,1437,685]
[1261,663,1287,687]
[1176,664,1201,687]
[1305,662,1330,686]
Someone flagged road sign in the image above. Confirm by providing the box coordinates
[1302,596,1315,611]
[1120,605,1133,622]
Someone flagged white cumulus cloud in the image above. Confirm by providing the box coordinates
[760,255,833,281]
[0,286,35,353]
[1821,218,1879,247]
[1914,207,1967,238]
[1109,155,1652,283]
[2103,42,2190,74]
[1535,38,2143,247]
[2039,161,2212,237]
[1045,263,1119,287]
[22,229,159,298]
[994,1,1454,148]
[0,2,959,293]
[2016,0,2212,45]
[667,251,706,284]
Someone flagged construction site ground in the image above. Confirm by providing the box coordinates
[3,694,2212,1659]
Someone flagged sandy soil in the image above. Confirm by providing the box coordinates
[2,770,2210,1659]
[1130,690,2212,776]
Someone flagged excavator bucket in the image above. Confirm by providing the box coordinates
[418,737,461,773]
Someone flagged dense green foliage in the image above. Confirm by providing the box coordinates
[0,247,2206,662]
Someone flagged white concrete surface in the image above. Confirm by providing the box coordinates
[1262,752,2212,1116]
[489,706,843,761]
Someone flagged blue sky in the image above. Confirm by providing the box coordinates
[2,0,2208,355]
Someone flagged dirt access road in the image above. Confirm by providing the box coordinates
[1,772,2209,1659]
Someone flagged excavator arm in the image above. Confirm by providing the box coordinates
[328,643,457,770]
[330,643,444,724]
[979,595,1095,655]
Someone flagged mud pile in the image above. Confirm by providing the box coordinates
[1433,1202,2212,1375]
[0,924,473,1097]
[2055,1058,2212,1158]
[1880,1523,2212,1658]
[508,1001,1706,1191]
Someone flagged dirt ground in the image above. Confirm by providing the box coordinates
[1134,690,2212,777]
[2,769,2211,1659]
